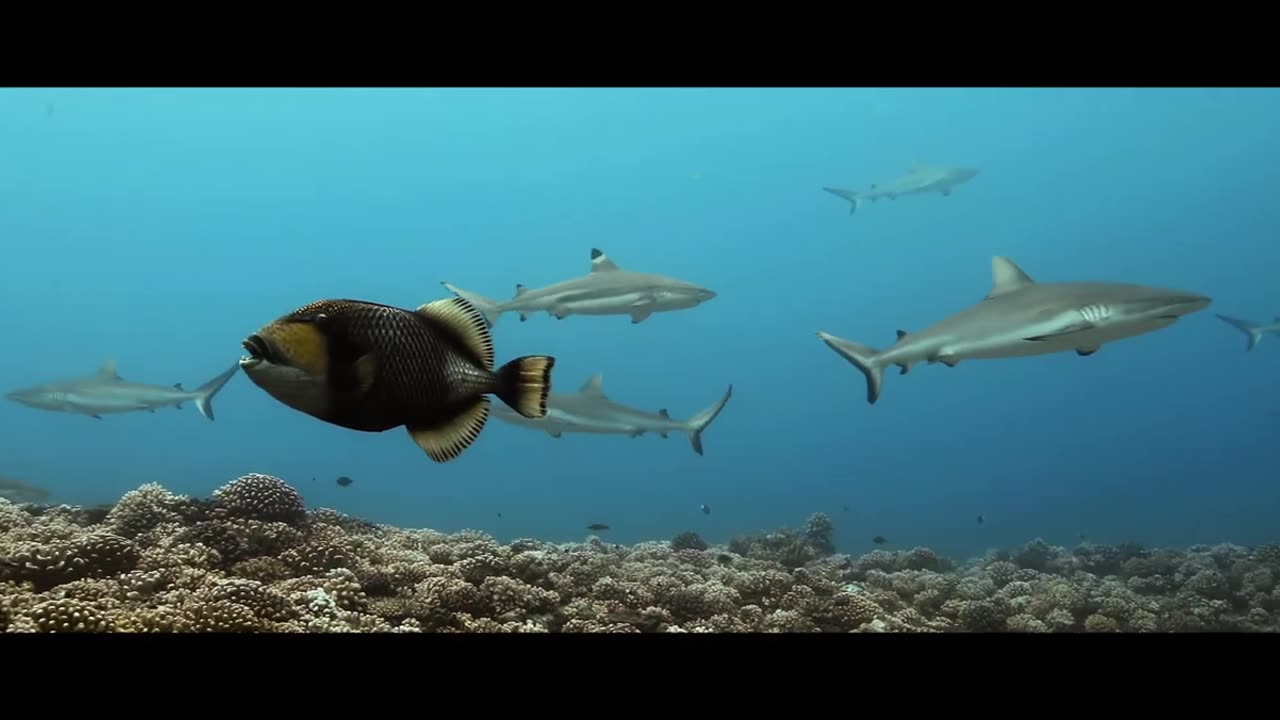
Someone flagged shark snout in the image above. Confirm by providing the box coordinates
[1178,294,1212,315]
[697,288,717,302]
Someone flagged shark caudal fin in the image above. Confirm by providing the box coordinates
[684,384,733,456]
[1215,314,1270,352]
[192,362,241,421]
[822,187,861,214]
[817,331,886,404]
[440,282,505,327]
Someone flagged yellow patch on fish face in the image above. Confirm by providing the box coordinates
[260,320,330,379]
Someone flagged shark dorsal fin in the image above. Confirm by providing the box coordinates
[97,360,120,379]
[658,409,669,418]
[590,248,620,273]
[986,256,1035,299]
[173,382,184,390]
[579,373,605,397]
[896,329,908,340]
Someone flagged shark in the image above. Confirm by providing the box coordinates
[5,360,241,420]
[823,164,980,214]
[491,372,733,456]
[817,256,1211,404]
[442,248,717,326]
[1214,313,1280,351]
[0,475,51,504]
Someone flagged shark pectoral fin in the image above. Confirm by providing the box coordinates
[659,432,668,439]
[941,189,951,196]
[549,431,562,438]
[1076,346,1100,356]
[518,313,530,322]
[91,414,102,419]
[936,355,960,368]
[628,429,644,438]
[630,308,653,324]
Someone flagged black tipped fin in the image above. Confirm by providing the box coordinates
[658,409,669,418]
[590,249,620,272]
[173,382,184,390]
[416,297,495,370]
[494,355,555,419]
[353,353,378,392]
[406,398,490,462]
[895,329,908,340]
[1076,346,1099,356]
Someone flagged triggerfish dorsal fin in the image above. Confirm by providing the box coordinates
[415,297,496,371]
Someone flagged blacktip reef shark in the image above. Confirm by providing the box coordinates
[5,360,240,420]
[817,256,1211,404]
[1214,313,1280,351]
[442,248,717,326]
[823,163,980,214]
[491,373,733,456]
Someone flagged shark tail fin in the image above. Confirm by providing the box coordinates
[192,362,241,421]
[1215,314,1266,351]
[440,282,504,327]
[685,385,733,456]
[822,187,861,214]
[817,331,886,404]
[493,355,555,420]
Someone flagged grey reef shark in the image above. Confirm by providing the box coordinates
[442,248,717,326]
[1214,313,1280,351]
[5,360,240,420]
[823,163,980,214]
[817,256,1211,404]
[491,372,733,456]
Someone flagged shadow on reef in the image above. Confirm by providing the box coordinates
[1,473,1278,632]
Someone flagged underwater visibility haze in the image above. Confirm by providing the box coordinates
[1,87,1278,633]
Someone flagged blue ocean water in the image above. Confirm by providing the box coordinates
[1,87,1276,561]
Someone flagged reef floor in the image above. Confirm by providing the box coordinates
[1,473,1276,633]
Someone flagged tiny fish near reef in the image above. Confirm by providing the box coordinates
[238,296,556,462]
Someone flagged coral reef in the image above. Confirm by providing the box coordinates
[1,475,1277,632]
